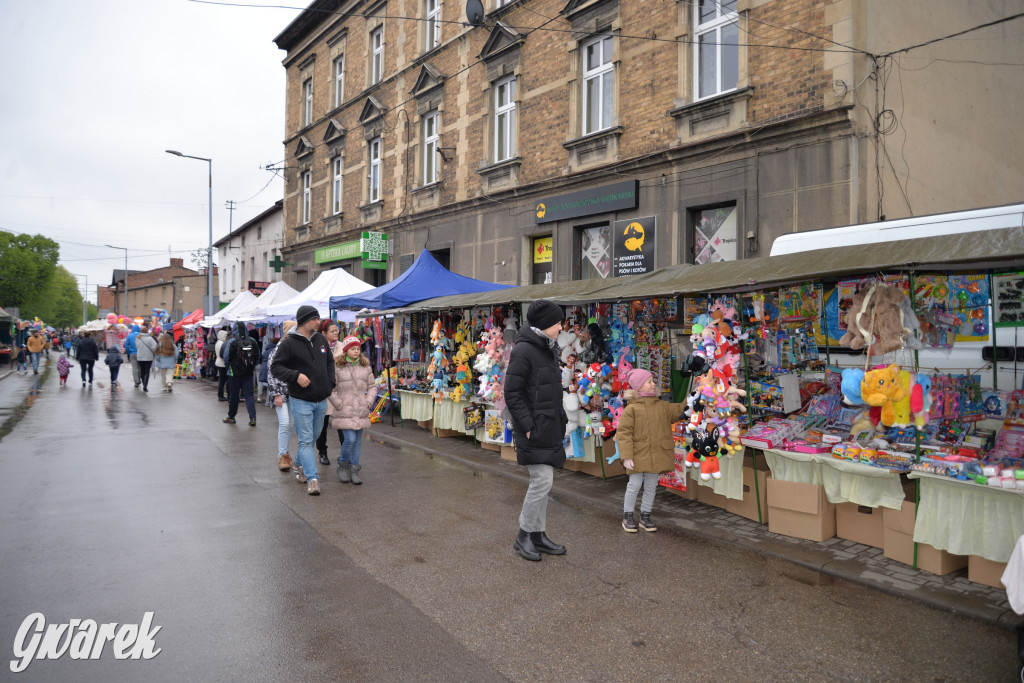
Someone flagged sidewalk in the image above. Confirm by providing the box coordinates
[368,419,1019,630]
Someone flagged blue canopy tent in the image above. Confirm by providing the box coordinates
[329,249,512,311]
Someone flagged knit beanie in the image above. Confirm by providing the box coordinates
[526,300,564,330]
[341,336,362,353]
[627,368,653,391]
[296,305,320,327]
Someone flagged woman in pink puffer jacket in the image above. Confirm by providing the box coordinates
[328,336,376,484]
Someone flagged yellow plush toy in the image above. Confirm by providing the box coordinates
[888,370,913,427]
[860,364,908,426]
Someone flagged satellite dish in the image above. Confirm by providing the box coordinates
[466,0,484,26]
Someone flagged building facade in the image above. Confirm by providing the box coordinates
[272,0,1024,287]
[99,258,219,320]
[214,200,286,303]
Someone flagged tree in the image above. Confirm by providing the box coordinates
[189,248,216,271]
[22,266,84,328]
[0,233,59,309]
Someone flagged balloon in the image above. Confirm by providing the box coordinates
[107,313,117,324]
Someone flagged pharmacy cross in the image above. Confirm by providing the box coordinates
[269,254,289,273]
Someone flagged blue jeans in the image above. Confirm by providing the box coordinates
[16,360,26,372]
[30,352,40,372]
[290,397,327,481]
[339,429,363,466]
[275,401,291,456]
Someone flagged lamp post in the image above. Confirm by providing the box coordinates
[166,149,214,316]
[105,244,128,317]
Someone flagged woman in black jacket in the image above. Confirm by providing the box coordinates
[503,299,570,561]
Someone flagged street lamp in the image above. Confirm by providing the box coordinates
[105,244,128,317]
[166,149,214,316]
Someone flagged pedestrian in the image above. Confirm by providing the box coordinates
[26,330,46,374]
[315,319,341,465]
[56,352,74,387]
[15,345,28,373]
[615,368,685,533]
[214,328,229,401]
[270,305,335,496]
[259,333,278,407]
[104,344,124,386]
[155,327,177,392]
[503,299,570,561]
[135,324,157,392]
[124,324,141,387]
[329,335,375,485]
[266,324,295,472]
[76,332,99,386]
[223,322,259,426]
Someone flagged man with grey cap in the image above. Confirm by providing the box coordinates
[503,299,570,561]
[269,305,336,495]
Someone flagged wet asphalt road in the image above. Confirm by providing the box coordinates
[0,363,1018,681]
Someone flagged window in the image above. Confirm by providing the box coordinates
[494,76,516,162]
[370,26,384,84]
[332,157,343,214]
[692,205,738,263]
[301,171,311,223]
[582,35,614,135]
[333,54,345,107]
[425,0,441,51]
[303,78,313,126]
[262,251,268,280]
[422,111,439,185]
[578,224,611,279]
[231,265,236,292]
[368,138,382,203]
[257,225,262,240]
[249,258,255,285]
[694,0,738,100]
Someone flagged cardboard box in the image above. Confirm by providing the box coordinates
[662,476,698,500]
[697,481,731,510]
[881,501,968,575]
[416,419,433,431]
[500,445,517,462]
[435,428,466,438]
[480,442,500,452]
[836,502,885,549]
[767,479,836,542]
[564,456,626,479]
[968,555,1008,588]
[725,465,771,524]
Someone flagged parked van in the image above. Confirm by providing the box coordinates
[769,203,1024,391]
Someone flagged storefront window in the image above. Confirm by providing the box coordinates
[692,205,738,264]
[578,224,611,280]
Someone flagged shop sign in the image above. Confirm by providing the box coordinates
[534,180,638,224]
[315,240,361,264]
[361,231,388,270]
[612,216,656,277]
[533,237,553,264]
[247,280,270,295]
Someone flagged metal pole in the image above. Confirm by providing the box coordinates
[124,248,129,318]
[208,159,214,316]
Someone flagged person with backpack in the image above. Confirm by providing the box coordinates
[224,321,259,426]
[155,326,177,392]
[135,325,158,392]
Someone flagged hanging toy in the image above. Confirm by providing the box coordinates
[687,424,724,480]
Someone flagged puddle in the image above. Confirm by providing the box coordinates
[0,363,50,442]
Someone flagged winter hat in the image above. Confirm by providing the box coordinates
[527,299,564,330]
[296,305,320,327]
[626,368,653,391]
[341,336,362,353]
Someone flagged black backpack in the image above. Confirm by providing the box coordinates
[231,338,259,375]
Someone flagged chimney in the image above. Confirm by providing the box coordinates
[171,257,184,268]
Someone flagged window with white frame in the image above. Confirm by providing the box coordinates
[301,170,311,223]
[333,55,345,108]
[332,157,343,214]
[494,76,516,162]
[303,79,313,126]
[694,0,738,100]
[582,35,614,135]
[425,0,441,51]
[368,138,382,203]
[423,111,439,184]
[370,26,384,84]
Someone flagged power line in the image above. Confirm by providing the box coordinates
[882,11,1024,57]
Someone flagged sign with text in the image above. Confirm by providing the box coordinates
[361,231,388,269]
[534,180,638,224]
[533,237,552,264]
[247,281,270,295]
[315,240,361,264]
[612,216,656,277]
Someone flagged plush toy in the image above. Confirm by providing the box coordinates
[860,364,908,426]
[910,373,933,429]
[888,370,914,427]
[839,283,914,355]
[563,391,587,459]
[841,368,865,405]
[687,424,724,480]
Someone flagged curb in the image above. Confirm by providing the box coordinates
[368,426,1016,630]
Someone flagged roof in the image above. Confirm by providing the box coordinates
[213,200,284,248]
[273,0,342,52]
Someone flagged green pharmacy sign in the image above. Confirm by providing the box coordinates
[360,231,388,270]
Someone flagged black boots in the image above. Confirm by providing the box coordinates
[514,529,566,560]
[513,529,541,561]
[639,511,658,532]
[531,531,566,555]
[318,451,330,466]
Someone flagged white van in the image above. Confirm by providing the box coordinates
[769,203,1024,392]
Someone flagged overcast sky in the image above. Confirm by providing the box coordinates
[0,0,302,304]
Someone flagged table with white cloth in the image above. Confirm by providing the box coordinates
[432,397,480,435]
[908,471,1024,562]
[679,452,748,500]
[759,447,908,510]
[398,390,434,422]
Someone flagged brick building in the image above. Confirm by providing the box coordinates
[272,0,1024,287]
[214,200,286,304]
[98,258,219,320]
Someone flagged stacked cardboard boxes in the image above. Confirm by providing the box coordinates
[767,479,836,542]
[881,500,967,575]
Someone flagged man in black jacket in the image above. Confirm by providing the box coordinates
[503,299,570,561]
[270,305,335,495]
[76,333,100,386]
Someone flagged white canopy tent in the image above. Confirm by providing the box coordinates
[264,268,374,321]
[227,281,302,322]
[199,290,258,328]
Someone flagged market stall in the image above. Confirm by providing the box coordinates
[264,267,374,321]
[199,291,257,328]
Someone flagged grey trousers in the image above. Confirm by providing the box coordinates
[518,464,554,532]
[129,354,140,385]
[624,472,660,514]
